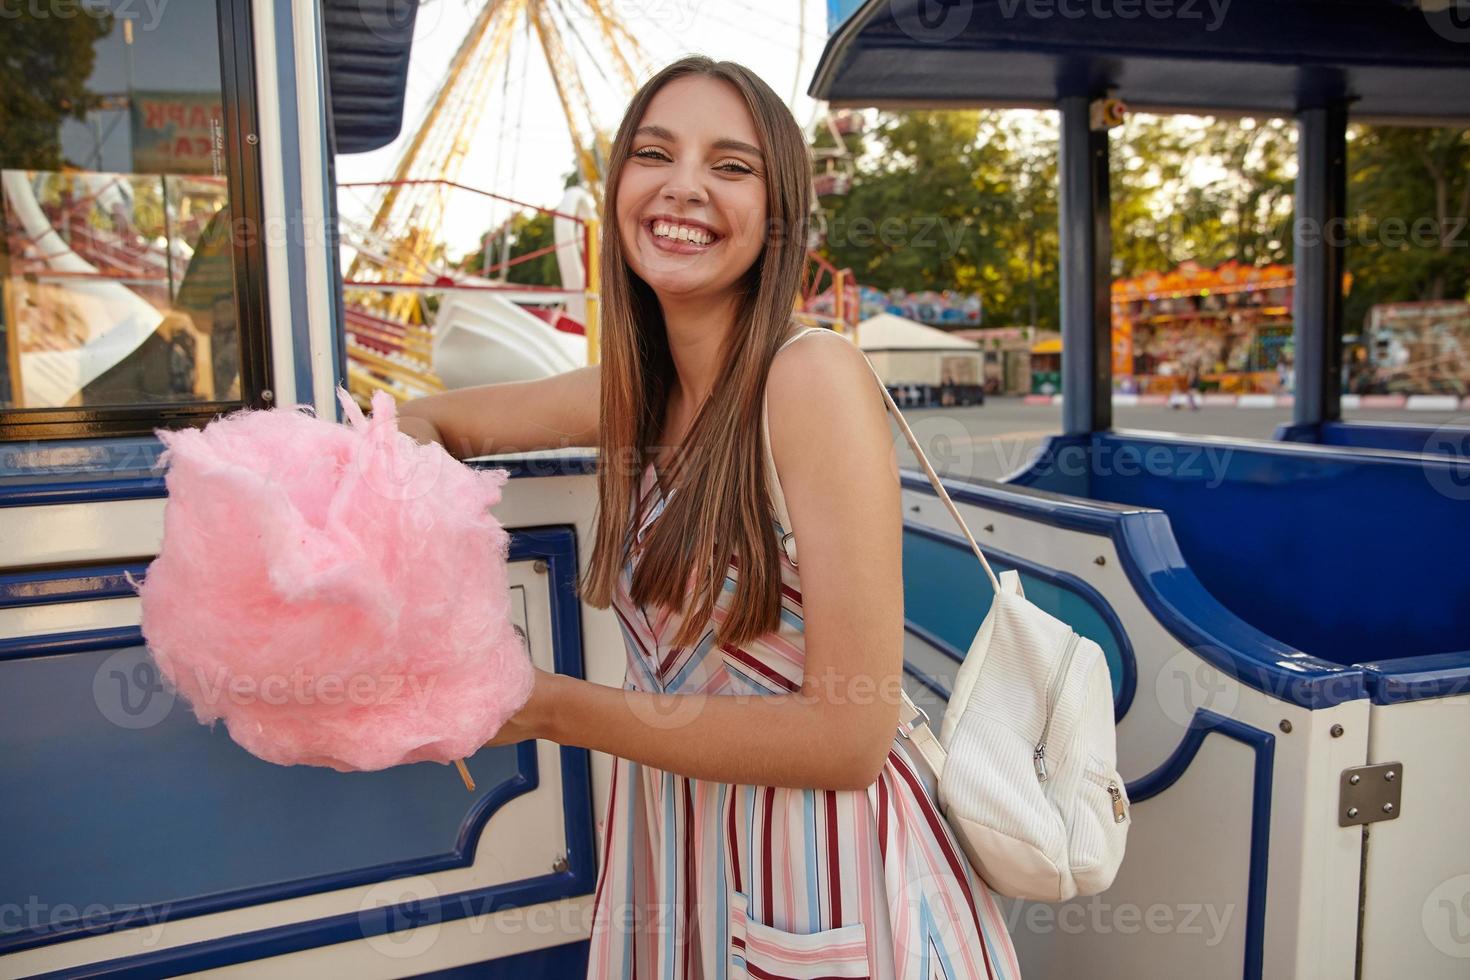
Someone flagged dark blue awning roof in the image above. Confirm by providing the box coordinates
[809,0,1470,120]
[322,0,421,154]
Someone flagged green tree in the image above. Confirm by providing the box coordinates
[816,109,1060,329]
[0,11,112,169]
[462,210,560,286]
[1110,115,1295,275]
[1343,125,1470,328]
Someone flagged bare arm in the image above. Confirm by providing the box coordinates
[489,338,905,791]
[395,364,601,459]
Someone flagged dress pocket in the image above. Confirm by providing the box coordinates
[728,890,871,979]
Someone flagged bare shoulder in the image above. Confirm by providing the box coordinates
[766,330,896,485]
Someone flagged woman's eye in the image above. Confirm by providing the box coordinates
[631,147,751,175]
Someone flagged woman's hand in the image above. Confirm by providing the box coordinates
[482,666,559,748]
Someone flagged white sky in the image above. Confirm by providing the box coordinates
[334,0,833,255]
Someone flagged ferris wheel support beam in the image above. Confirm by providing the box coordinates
[527,0,606,211]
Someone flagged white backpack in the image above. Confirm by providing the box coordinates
[762,327,1130,903]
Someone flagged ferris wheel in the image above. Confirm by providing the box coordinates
[343,0,647,319]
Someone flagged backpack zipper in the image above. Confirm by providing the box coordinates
[1083,767,1130,823]
[1034,632,1081,782]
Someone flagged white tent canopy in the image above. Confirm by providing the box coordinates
[853,314,982,392]
[855,313,982,351]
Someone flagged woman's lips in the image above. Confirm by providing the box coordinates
[642,220,720,255]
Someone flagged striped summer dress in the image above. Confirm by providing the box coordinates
[586,426,1023,978]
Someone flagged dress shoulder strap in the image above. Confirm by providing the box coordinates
[775,325,847,355]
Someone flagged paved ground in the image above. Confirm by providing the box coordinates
[890,399,1467,482]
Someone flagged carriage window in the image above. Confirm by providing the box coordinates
[1,0,251,424]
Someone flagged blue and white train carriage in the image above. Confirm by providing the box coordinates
[2,0,1467,978]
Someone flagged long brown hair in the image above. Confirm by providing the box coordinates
[578,56,812,650]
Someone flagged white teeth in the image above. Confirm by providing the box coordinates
[652,220,713,245]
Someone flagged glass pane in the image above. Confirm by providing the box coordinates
[1,2,242,411]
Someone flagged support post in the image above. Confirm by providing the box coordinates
[1058,95,1113,435]
[1293,102,1348,426]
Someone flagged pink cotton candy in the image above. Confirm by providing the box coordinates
[130,386,534,772]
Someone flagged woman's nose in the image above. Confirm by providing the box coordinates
[661,165,708,205]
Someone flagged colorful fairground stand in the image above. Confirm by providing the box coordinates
[0,1,1467,979]
[1112,261,1300,396]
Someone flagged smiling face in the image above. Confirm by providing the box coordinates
[614,74,768,302]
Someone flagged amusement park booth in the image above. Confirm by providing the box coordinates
[812,1,1470,978]
[855,312,986,407]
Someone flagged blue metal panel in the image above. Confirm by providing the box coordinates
[1275,419,1470,458]
[1355,652,1470,706]
[0,527,596,976]
[904,465,1366,709]
[1016,431,1470,667]
[406,940,590,978]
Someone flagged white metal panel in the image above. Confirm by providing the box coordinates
[1359,693,1470,978]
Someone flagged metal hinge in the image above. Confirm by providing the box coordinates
[1338,762,1404,827]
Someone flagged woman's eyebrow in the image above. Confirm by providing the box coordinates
[633,125,763,159]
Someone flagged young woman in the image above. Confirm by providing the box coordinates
[404,55,1021,980]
